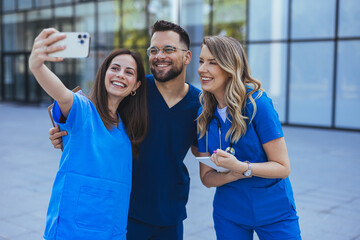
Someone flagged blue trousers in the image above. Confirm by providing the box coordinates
[127,217,183,240]
[214,212,301,240]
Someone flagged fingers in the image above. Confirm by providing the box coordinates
[42,32,66,47]
[35,28,58,42]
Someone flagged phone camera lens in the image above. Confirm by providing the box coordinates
[83,34,87,39]
[78,34,82,39]
[80,39,85,44]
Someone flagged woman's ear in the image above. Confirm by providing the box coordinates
[133,81,141,92]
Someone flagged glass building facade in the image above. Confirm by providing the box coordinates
[1,0,359,130]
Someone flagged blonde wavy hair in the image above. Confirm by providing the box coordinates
[197,35,263,143]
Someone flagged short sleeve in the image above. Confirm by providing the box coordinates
[248,92,284,144]
[196,107,207,153]
[52,92,90,133]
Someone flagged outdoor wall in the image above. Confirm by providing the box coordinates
[1,0,359,130]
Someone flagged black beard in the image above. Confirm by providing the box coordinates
[151,64,184,83]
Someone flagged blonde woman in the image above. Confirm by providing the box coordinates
[197,35,301,240]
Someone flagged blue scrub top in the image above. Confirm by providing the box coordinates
[198,91,297,226]
[44,93,132,240]
[128,75,201,226]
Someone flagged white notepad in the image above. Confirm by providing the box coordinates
[196,157,229,172]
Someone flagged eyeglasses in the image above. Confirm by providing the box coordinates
[146,45,188,56]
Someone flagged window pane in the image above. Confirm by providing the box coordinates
[289,42,334,126]
[76,52,96,95]
[186,44,202,89]
[3,14,25,51]
[291,0,336,39]
[212,0,246,41]
[338,0,360,37]
[335,40,360,129]
[149,0,177,23]
[248,0,288,41]
[18,0,33,10]
[122,0,147,50]
[4,56,14,100]
[2,1,15,12]
[26,9,52,51]
[54,6,74,31]
[35,0,52,8]
[15,55,26,101]
[55,0,72,4]
[182,0,204,45]
[248,43,287,122]
[98,1,120,49]
[75,3,95,34]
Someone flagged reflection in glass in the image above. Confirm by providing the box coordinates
[248,0,288,41]
[248,43,287,122]
[122,0,147,50]
[335,40,360,128]
[338,0,360,37]
[211,0,246,41]
[291,0,336,39]
[289,42,334,126]
[3,13,25,51]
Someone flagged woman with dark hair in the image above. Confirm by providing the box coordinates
[197,35,301,239]
[29,28,148,240]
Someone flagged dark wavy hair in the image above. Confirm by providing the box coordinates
[151,20,190,49]
[89,49,148,157]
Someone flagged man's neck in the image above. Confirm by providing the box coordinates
[154,73,189,108]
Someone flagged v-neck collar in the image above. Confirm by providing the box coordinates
[153,80,191,111]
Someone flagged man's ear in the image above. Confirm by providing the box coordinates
[184,50,192,66]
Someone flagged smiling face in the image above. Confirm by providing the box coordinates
[198,44,231,98]
[105,54,140,102]
[149,31,188,82]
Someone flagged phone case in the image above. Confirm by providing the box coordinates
[48,32,90,58]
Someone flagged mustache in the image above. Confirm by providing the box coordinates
[153,60,172,64]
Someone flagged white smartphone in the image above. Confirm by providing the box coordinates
[48,32,90,58]
[196,157,229,172]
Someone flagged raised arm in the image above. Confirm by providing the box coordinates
[29,28,73,118]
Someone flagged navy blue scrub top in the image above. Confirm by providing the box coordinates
[128,75,201,226]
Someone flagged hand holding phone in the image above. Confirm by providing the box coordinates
[48,32,91,58]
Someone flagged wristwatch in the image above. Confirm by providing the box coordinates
[243,161,252,177]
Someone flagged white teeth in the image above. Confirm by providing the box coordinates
[202,77,211,81]
[112,82,125,87]
[157,65,168,67]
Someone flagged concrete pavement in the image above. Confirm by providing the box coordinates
[1,102,360,240]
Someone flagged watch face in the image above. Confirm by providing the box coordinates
[244,170,251,177]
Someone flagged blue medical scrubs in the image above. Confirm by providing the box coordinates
[127,75,201,240]
[198,91,301,240]
[44,93,132,240]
